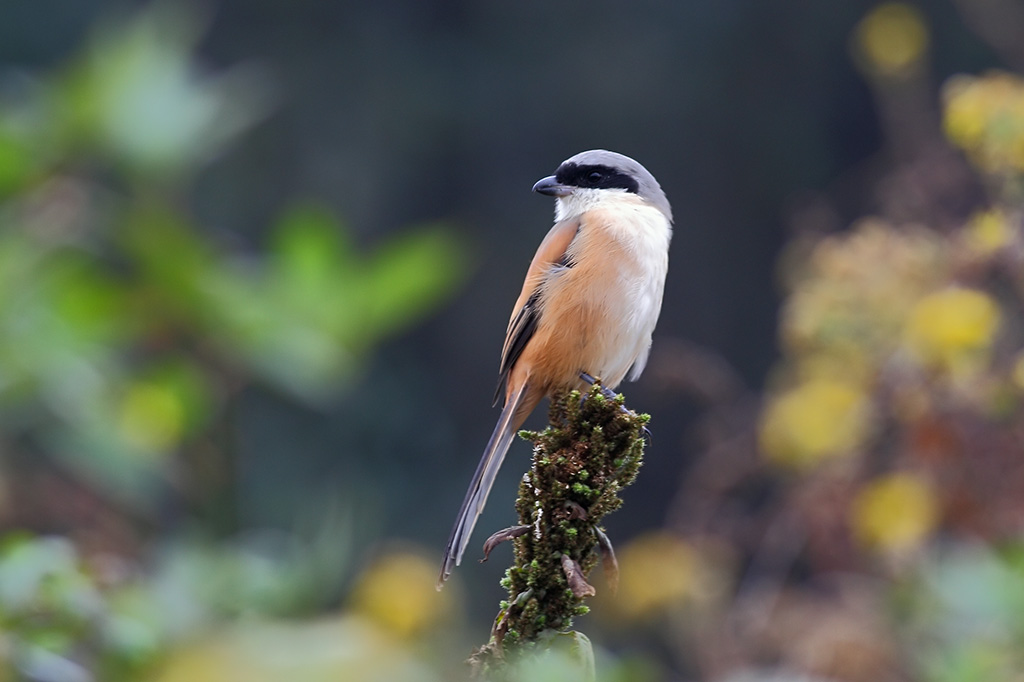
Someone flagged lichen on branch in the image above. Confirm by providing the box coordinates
[470,382,648,677]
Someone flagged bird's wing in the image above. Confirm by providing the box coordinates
[493,217,580,406]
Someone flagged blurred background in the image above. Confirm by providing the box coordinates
[2,0,1024,680]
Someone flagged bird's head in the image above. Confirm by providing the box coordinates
[532,149,672,223]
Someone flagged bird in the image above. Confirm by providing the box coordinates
[437,149,672,587]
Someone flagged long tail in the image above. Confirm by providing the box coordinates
[437,382,530,588]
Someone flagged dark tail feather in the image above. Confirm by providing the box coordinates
[437,382,529,588]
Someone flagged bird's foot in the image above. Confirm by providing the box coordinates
[479,525,531,563]
[594,527,619,594]
[578,371,619,401]
[578,371,652,443]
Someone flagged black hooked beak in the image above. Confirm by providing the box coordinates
[532,175,572,197]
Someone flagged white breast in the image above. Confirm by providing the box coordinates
[552,191,671,387]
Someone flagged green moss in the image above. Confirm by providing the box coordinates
[469,382,648,673]
[571,482,594,496]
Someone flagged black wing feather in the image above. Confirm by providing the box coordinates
[493,289,541,406]
[491,220,579,407]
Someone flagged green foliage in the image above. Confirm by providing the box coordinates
[55,1,272,180]
[0,4,465,680]
[0,535,161,680]
[0,521,361,682]
[900,544,1024,682]
[0,2,464,507]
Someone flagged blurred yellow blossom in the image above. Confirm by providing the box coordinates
[117,381,185,453]
[962,209,1015,256]
[782,220,947,379]
[1010,352,1024,392]
[903,288,1000,372]
[349,549,452,640]
[154,617,440,682]
[608,532,701,621]
[852,3,929,78]
[851,473,939,552]
[760,379,872,468]
[943,72,1024,174]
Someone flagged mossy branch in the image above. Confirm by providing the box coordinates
[469,382,649,679]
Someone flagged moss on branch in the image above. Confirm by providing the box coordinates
[469,382,648,678]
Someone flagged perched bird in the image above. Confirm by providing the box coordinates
[437,150,672,587]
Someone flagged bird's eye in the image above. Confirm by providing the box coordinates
[587,171,603,184]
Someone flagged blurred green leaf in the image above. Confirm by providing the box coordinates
[357,225,464,345]
[902,544,1024,682]
[57,2,271,179]
[224,206,466,400]
[0,125,36,195]
[118,204,214,317]
[150,523,354,629]
[44,419,167,511]
[269,204,355,311]
[153,617,443,682]
[923,642,1017,682]
[144,359,216,437]
[49,251,131,345]
[0,536,98,617]
[923,545,1024,637]
[0,536,165,679]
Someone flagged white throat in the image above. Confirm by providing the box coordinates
[554,188,634,222]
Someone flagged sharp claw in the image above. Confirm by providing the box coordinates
[578,371,619,402]
[480,525,531,563]
[594,528,619,594]
[561,554,596,598]
[587,378,619,401]
[566,500,588,520]
[578,371,649,442]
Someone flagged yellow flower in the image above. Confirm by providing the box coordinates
[349,549,452,639]
[610,532,700,621]
[853,3,929,77]
[903,288,1000,372]
[118,381,185,454]
[760,379,872,468]
[154,617,432,682]
[780,220,948,370]
[963,209,1014,255]
[851,473,938,552]
[943,72,1024,173]
[944,75,990,150]
[1013,352,1024,391]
